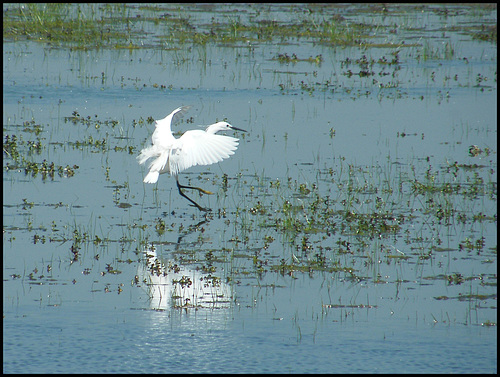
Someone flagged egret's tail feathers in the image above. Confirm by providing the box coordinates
[143,171,160,184]
[137,148,153,165]
[148,153,169,174]
[140,151,169,184]
[137,153,149,165]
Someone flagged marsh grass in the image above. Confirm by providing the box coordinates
[4,3,496,52]
[420,40,458,61]
[221,147,496,285]
[3,3,496,329]
[3,3,129,48]
[0,4,400,49]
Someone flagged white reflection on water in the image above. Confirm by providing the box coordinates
[136,245,232,310]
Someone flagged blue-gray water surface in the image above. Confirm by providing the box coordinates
[4,4,497,373]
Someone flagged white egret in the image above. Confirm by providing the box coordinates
[137,106,246,211]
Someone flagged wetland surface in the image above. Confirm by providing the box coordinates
[3,3,497,373]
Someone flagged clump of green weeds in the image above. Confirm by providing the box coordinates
[3,4,370,48]
[274,53,323,65]
[4,132,80,180]
[3,3,135,48]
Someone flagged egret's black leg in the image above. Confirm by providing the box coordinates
[176,179,211,212]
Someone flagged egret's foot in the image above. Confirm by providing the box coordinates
[177,182,213,195]
[196,188,214,195]
[177,180,213,211]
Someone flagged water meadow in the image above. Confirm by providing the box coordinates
[3,3,497,373]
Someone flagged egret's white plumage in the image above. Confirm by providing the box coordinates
[137,106,246,211]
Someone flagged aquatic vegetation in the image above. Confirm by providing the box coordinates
[0,3,456,50]
[4,3,360,47]
[23,160,79,180]
[471,24,497,43]
[420,40,458,61]
[273,53,324,65]
[3,5,497,373]
[4,134,80,180]
[221,140,495,281]
[3,3,133,48]
[3,135,21,161]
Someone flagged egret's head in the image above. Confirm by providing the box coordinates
[214,121,232,130]
[206,122,247,134]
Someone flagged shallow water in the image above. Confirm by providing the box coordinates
[3,4,497,373]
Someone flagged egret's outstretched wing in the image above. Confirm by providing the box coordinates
[151,105,191,147]
[154,105,191,129]
[169,130,239,176]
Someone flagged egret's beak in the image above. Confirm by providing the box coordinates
[229,125,247,132]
